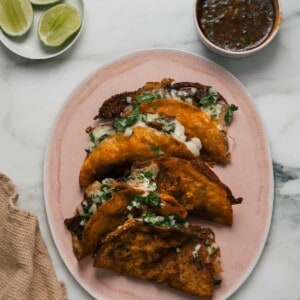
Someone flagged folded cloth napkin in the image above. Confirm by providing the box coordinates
[0,173,66,300]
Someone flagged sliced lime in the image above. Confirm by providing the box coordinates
[0,0,33,37]
[29,0,60,5]
[38,4,82,48]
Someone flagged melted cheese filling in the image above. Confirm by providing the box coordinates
[127,113,202,157]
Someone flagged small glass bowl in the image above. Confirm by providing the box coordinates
[193,0,283,58]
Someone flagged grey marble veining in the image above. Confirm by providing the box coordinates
[0,0,300,299]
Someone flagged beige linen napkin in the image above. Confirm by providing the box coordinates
[0,173,67,300]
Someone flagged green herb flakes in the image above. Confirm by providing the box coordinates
[137,174,144,182]
[133,192,162,208]
[136,92,161,103]
[114,102,140,132]
[141,113,147,122]
[224,104,238,124]
[91,180,121,205]
[79,211,93,226]
[151,145,161,157]
[140,211,187,228]
[89,131,96,143]
[143,171,154,179]
[199,87,219,107]
[162,121,175,134]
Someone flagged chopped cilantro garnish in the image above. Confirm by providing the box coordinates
[151,145,160,157]
[141,211,187,227]
[143,171,153,179]
[136,92,161,103]
[80,211,93,226]
[113,102,140,132]
[137,174,144,182]
[99,134,108,142]
[83,211,93,220]
[153,115,175,133]
[210,246,217,254]
[141,113,147,122]
[85,133,109,154]
[199,94,219,107]
[199,86,219,107]
[133,192,162,208]
[224,104,238,125]
[134,171,154,183]
[162,122,175,133]
[89,131,96,143]
[206,105,219,119]
[141,211,164,224]
[91,183,122,205]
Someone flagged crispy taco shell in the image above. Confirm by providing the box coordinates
[139,99,230,164]
[132,157,242,225]
[65,189,187,260]
[94,219,222,298]
[79,126,195,189]
[65,189,131,260]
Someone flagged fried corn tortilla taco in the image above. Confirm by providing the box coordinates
[79,125,197,189]
[138,99,229,163]
[94,218,222,298]
[65,180,188,260]
[95,78,230,120]
[130,157,242,225]
[93,78,238,162]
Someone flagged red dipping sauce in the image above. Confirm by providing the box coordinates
[196,0,276,52]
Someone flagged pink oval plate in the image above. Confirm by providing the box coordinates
[44,49,273,300]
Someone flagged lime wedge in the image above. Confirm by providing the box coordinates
[38,4,82,47]
[0,0,33,37]
[29,0,60,5]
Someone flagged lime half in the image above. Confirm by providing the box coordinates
[38,4,82,48]
[29,0,60,5]
[0,0,33,37]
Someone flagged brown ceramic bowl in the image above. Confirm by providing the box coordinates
[193,0,283,58]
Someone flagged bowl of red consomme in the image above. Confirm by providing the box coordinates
[194,0,282,57]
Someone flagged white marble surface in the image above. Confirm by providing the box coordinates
[0,0,299,299]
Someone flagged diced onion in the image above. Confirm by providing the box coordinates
[124,127,133,137]
[77,204,84,216]
[89,203,97,214]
